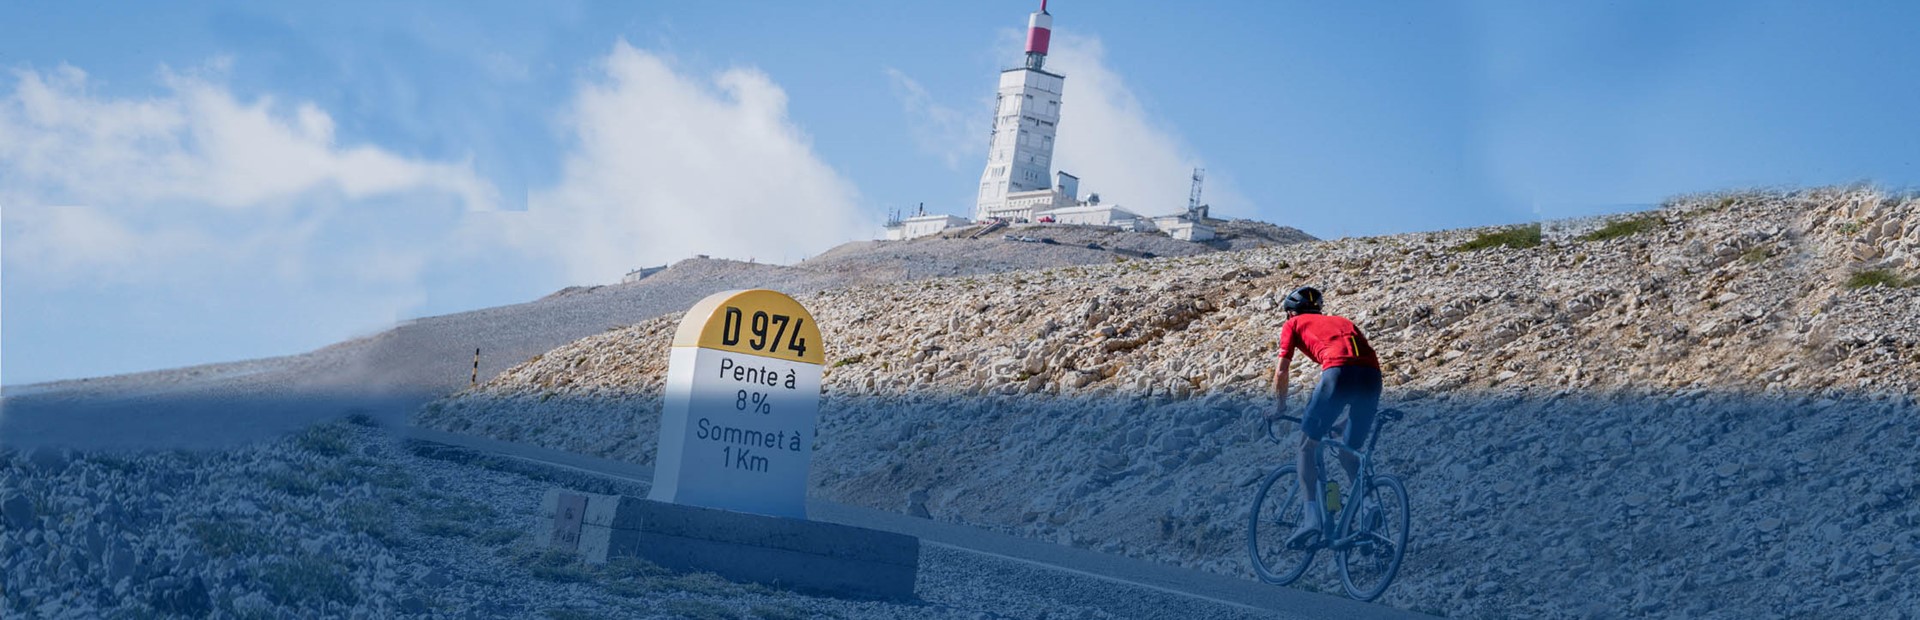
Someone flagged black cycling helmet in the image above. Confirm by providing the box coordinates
[1283,286,1323,314]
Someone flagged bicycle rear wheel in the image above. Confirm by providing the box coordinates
[1336,473,1409,601]
[1247,465,1315,585]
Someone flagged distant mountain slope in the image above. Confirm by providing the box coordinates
[1202,218,1318,250]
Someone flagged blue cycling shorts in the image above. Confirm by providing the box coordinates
[1302,365,1383,449]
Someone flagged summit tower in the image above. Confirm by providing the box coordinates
[974,1,1066,222]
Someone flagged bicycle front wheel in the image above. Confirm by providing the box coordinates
[1337,473,1409,601]
[1247,465,1315,585]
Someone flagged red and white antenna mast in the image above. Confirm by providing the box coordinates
[1025,1,1053,70]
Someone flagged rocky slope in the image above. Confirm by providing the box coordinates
[420,188,1920,618]
[1203,218,1322,251]
[2,419,1209,619]
[799,220,1313,284]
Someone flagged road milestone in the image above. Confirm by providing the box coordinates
[537,289,917,599]
[651,289,825,519]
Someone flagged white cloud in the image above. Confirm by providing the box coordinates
[0,65,496,217]
[1,62,499,383]
[884,68,987,170]
[2,45,881,383]
[0,64,498,288]
[518,41,869,282]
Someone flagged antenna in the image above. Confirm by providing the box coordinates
[1188,167,1206,214]
[1025,2,1053,70]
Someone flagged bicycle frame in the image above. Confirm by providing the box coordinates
[1267,409,1401,551]
[1317,441,1372,550]
[1249,407,1409,600]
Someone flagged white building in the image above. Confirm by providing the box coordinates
[621,265,666,284]
[884,213,971,240]
[1153,216,1217,241]
[975,3,1064,222]
[1039,204,1143,227]
[985,171,1081,222]
[869,4,1225,246]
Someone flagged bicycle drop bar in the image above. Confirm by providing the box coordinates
[1265,408,1404,446]
[1264,416,1302,443]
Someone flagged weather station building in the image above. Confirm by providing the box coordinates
[881,1,1216,242]
[975,2,1067,223]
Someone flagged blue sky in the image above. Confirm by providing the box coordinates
[4,1,1918,384]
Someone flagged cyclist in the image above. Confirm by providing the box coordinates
[1268,286,1383,548]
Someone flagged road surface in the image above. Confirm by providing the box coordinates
[407,426,1434,620]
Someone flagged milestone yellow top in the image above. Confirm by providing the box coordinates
[671,289,825,365]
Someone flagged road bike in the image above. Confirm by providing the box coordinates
[1246,408,1410,601]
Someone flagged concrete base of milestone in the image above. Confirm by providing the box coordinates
[536,490,921,601]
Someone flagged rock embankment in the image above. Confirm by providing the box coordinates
[422,188,1920,618]
[2,420,777,618]
[2,420,1173,619]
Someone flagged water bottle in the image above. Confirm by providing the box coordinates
[1325,481,1342,514]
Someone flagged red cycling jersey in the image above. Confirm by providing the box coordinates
[1277,313,1380,369]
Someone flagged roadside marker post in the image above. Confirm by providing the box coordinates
[536,289,919,600]
[650,289,824,518]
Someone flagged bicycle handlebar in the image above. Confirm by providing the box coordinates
[1263,408,1407,451]
[1264,416,1302,444]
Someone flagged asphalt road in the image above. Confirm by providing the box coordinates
[406,426,1434,620]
